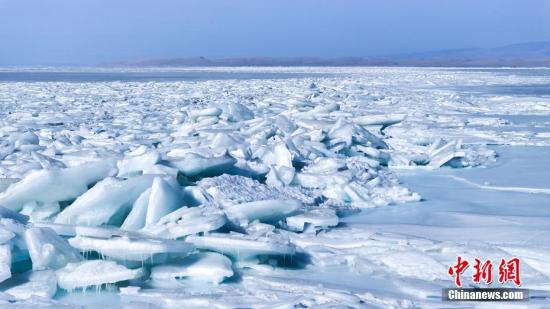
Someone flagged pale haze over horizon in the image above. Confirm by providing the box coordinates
[1,0,549,65]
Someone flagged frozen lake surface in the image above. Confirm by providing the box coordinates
[0,69,333,82]
[0,67,549,308]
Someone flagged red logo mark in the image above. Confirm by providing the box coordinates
[448,256,470,287]
[498,257,521,286]
[472,258,493,284]
[448,256,522,287]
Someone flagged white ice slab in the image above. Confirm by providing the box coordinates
[0,245,11,283]
[169,153,236,178]
[224,199,301,225]
[68,235,194,262]
[55,175,155,226]
[150,252,233,284]
[5,270,58,299]
[187,232,295,260]
[0,161,116,211]
[25,226,83,270]
[142,205,226,239]
[144,177,184,227]
[56,260,143,291]
[286,208,339,232]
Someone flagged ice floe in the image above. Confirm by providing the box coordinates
[56,260,143,291]
[142,205,226,239]
[150,252,233,285]
[55,175,155,226]
[68,235,194,263]
[187,230,296,260]
[0,161,116,212]
[25,227,82,270]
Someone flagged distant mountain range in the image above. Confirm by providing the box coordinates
[113,41,550,67]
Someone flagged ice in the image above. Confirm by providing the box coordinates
[0,161,116,211]
[55,175,155,226]
[142,205,226,239]
[187,231,296,260]
[275,115,297,134]
[144,177,183,227]
[0,218,26,251]
[210,133,243,152]
[303,157,346,174]
[120,189,151,231]
[35,222,140,239]
[285,208,339,232]
[353,113,407,131]
[25,227,82,270]
[32,152,67,169]
[224,199,301,225]
[68,235,194,262]
[1,67,549,307]
[379,251,447,281]
[4,270,58,300]
[0,245,11,283]
[20,201,60,223]
[238,273,401,308]
[169,153,237,178]
[427,139,465,168]
[223,102,254,122]
[187,107,222,123]
[10,131,39,147]
[56,260,143,291]
[326,118,388,150]
[266,165,296,187]
[270,143,293,168]
[117,150,161,178]
[198,174,316,207]
[150,252,233,285]
[0,206,28,225]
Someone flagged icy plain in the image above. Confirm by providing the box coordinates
[0,67,549,308]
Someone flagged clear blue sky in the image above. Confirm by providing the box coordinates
[1,0,549,65]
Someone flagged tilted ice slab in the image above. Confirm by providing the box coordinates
[56,260,143,291]
[0,244,11,284]
[144,177,184,227]
[120,188,151,231]
[427,139,466,168]
[142,205,226,239]
[121,176,189,231]
[25,226,83,270]
[55,175,155,226]
[0,207,86,296]
[20,201,60,223]
[169,153,237,178]
[150,252,233,285]
[222,102,254,122]
[0,160,116,211]
[68,235,194,262]
[117,149,161,178]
